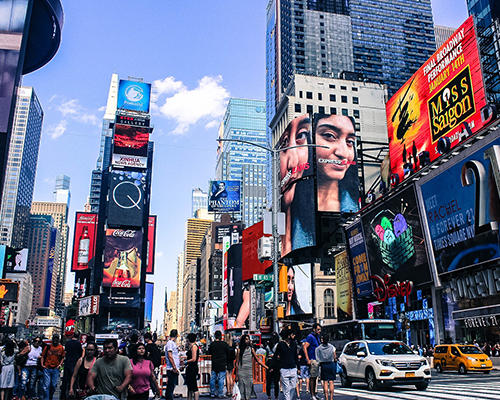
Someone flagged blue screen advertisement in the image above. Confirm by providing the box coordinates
[145,282,154,323]
[346,222,372,297]
[208,180,241,212]
[420,136,500,275]
[117,80,151,113]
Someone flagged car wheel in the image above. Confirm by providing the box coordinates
[435,363,443,373]
[366,368,379,391]
[340,368,352,388]
[458,364,467,374]
[415,383,428,391]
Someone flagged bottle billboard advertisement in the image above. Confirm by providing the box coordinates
[71,213,98,272]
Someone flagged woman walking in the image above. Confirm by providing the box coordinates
[315,334,336,400]
[185,333,199,400]
[68,342,98,398]
[128,343,158,400]
[235,335,268,400]
[0,340,17,400]
[273,329,299,400]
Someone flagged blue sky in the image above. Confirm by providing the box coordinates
[22,0,468,331]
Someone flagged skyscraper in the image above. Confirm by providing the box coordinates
[0,87,43,248]
[434,25,456,48]
[215,98,267,226]
[192,188,207,217]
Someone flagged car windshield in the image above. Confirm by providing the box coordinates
[458,346,483,355]
[367,342,415,355]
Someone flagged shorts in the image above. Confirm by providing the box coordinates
[309,360,319,378]
[299,366,310,379]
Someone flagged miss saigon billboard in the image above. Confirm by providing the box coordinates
[387,16,487,182]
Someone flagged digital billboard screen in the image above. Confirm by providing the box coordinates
[208,180,241,212]
[278,114,316,257]
[103,229,143,289]
[44,228,57,307]
[241,221,272,282]
[71,213,98,272]
[419,135,500,275]
[112,123,150,169]
[117,80,151,113]
[145,282,154,322]
[5,247,28,272]
[215,224,242,245]
[346,222,372,297]
[313,113,359,213]
[146,216,157,274]
[335,251,353,322]
[387,16,487,182]
[285,263,312,317]
[107,170,146,228]
[362,185,432,287]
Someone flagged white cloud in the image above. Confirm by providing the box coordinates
[154,75,230,135]
[155,251,164,258]
[48,120,68,139]
[50,97,100,126]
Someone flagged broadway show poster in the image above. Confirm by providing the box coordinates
[208,180,241,212]
[387,16,487,183]
[346,222,372,297]
[419,136,500,275]
[146,216,156,274]
[362,186,432,286]
[103,229,142,289]
[335,251,353,322]
[112,124,150,168]
[71,213,98,272]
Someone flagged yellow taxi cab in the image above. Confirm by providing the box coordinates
[433,344,492,374]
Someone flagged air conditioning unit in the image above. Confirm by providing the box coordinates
[258,237,272,262]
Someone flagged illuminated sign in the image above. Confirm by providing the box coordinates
[112,124,150,169]
[146,216,157,274]
[208,180,240,212]
[117,80,151,113]
[370,274,413,306]
[71,213,98,272]
[346,222,372,297]
[0,281,19,302]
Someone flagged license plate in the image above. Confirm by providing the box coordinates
[481,364,486,367]
[406,372,415,378]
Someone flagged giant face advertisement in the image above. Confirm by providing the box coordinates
[117,80,151,113]
[313,113,360,213]
[103,229,143,289]
[285,263,312,317]
[112,124,150,169]
[362,186,432,288]
[419,135,500,275]
[387,17,487,183]
[279,114,316,257]
[208,180,241,212]
[107,170,146,228]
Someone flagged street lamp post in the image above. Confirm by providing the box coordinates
[217,138,328,333]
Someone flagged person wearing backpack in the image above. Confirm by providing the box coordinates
[41,335,65,400]
[303,324,321,400]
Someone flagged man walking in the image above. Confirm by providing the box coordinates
[87,338,133,400]
[60,331,82,399]
[41,334,65,400]
[21,337,43,400]
[273,329,299,400]
[209,331,229,398]
[165,330,181,400]
[303,323,321,400]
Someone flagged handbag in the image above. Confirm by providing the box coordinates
[232,383,241,400]
[335,361,343,374]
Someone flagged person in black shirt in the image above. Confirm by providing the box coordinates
[60,332,83,400]
[208,331,229,398]
[273,329,299,400]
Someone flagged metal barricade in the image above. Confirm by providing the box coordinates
[252,354,266,393]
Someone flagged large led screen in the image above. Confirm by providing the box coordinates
[107,170,146,228]
[145,282,154,322]
[72,213,98,272]
[242,221,272,282]
[387,16,487,183]
[117,80,151,113]
[346,222,372,297]
[146,216,157,274]
[112,124,150,169]
[103,229,143,289]
[285,263,312,317]
[208,180,241,212]
[419,136,500,275]
[5,247,28,272]
[313,113,359,212]
[278,114,316,257]
[362,185,432,287]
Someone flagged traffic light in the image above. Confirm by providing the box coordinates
[279,264,287,293]
[25,320,29,329]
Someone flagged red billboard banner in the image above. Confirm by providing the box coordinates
[71,213,98,272]
[146,216,157,274]
[242,221,272,282]
[112,123,150,168]
[387,16,487,182]
[103,229,143,288]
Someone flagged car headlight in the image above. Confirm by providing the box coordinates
[376,359,395,367]
[486,357,491,361]
[420,359,428,366]
[466,356,475,361]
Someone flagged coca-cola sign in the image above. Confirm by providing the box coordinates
[370,273,413,306]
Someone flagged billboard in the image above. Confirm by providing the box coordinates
[387,16,487,182]
[346,222,372,297]
[112,123,150,168]
[227,244,243,328]
[145,282,154,322]
[117,80,151,113]
[5,247,28,272]
[278,114,316,257]
[215,224,242,245]
[0,246,5,279]
[107,170,146,228]
[285,263,312,316]
[71,213,98,272]
[44,228,57,308]
[313,113,360,212]
[241,221,272,282]
[78,296,99,317]
[419,135,500,275]
[146,216,157,274]
[362,185,432,287]
[208,180,241,212]
[335,251,353,321]
[103,229,143,289]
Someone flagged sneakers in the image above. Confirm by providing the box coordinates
[210,395,216,398]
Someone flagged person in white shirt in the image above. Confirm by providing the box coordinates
[21,337,43,399]
[164,330,181,400]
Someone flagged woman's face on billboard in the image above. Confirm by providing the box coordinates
[316,115,356,182]
[287,267,295,301]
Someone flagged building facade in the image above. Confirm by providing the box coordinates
[0,87,43,248]
[192,188,207,217]
[6,271,33,326]
[434,25,456,48]
[165,290,178,337]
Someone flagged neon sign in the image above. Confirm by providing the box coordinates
[370,274,413,306]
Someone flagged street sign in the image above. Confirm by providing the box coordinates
[254,274,273,282]
[265,302,274,310]
[35,318,61,327]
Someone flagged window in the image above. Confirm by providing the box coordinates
[318,106,325,114]
[341,95,348,103]
[306,92,313,99]
[353,110,360,118]
[329,84,335,89]
[321,38,325,42]
[295,103,301,113]
[307,105,313,114]
[330,94,336,102]
[318,93,322,100]
[342,108,348,116]
[321,45,325,50]
[299,91,303,98]
[321,53,326,58]
[355,123,360,131]
[320,22,324,26]
[330,107,337,115]
[353,97,359,104]
[341,86,347,90]
[352,87,358,92]
[324,289,335,318]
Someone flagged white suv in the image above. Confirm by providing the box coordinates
[338,340,431,391]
